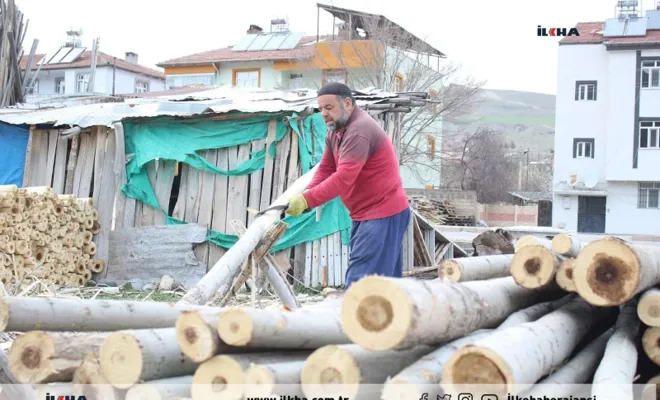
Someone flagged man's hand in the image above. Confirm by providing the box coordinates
[286,194,309,217]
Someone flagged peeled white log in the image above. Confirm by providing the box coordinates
[552,233,586,257]
[515,235,553,252]
[216,305,348,349]
[125,376,193,400]
[0,296,223,332]
[340,275,563,351]
[592,300,641,400]
[244,360,307,398]
[72,353,122,400]
[523,328,613,398]
[510,244,562,288]
[556,258,577,292]
[638,287,660,327]
[264,257,298,309]
[574,236,660,306]
[99,328,197,389]
[178,165,318,306]
[642,374,660,400]
[440,254,513,282]
[441,296,615,394]
[301,343,434,400]
[642,326,660,366]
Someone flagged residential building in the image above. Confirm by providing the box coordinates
[19,31,165,101]
[156,4,445,189]
[552,2,660,234]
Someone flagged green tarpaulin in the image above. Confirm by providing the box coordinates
[120,112,351,253]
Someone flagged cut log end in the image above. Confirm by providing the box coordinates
[514,235,540,252]
[125,384,161,400]
[176,311,219,362]
[642,327,660,366]
[639,290,660,327]
[192,355,244,400]
[8,331,56,384]
[301,346,360,399]
[442,346,512,389]
[574,238,640,306]
[98,332,143,389]
[244,365,275,396]
[340,276,412,351]
[216,308,253,346]
[556,258,577,292]
[0,297,9,331]
[441,260,462,282]
[551,234,574,255]
[510,245,557,288]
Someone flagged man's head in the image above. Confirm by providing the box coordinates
[317,82,356,131]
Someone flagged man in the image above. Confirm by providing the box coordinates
[285,82,411,288]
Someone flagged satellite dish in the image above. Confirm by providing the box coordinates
[568,174,579,186]
[584,173,598,189]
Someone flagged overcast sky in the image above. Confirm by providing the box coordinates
[15,0,653,95]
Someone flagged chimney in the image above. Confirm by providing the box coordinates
[247,24,263,34]
[125,52,138,64]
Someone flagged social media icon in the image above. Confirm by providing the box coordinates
[458,394,473,400]
[438,395,452,400]
[482,395,498,400]
[419,394,428,400]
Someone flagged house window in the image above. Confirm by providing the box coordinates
[76,73,90,93]
[322,69,347,85]
[573,138,594,158]
[289,73,303,89]
[575,81,597,101]
[27,79,39,94]
[55,78,65,94]
[135,80,149,93]
[640,121,660,149]
[638,182,660,209]
[166,73,214,89]
[233,69,260,88]
[641,60,660,88]
[427,135,436,160]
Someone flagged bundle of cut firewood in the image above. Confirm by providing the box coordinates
[0,184,102,288]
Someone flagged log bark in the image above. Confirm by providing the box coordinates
[515,235,553,252]
[574,236,660,306]
[0,296,223,332]
[178,165,319,306]
[441,296,615,394]
[301,344,434,400]
[592,300,641,400]
[217,305,348,349]
[340,275,564,351]
[98,328,197,389]
[556,258,577,292]
[440,255,513,282]
[8,331,112,383]
[642,326,660,366]
[244,360,307,398]
[510,244,562,289]
[551,234,585,257]
[523,328,613,399]
[72,353,123,400]
[124,375,193,400]
[638,287,660,327]
[191,351,311,400]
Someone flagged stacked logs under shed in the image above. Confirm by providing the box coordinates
[0,184,103,288]
[409,196,475,226]
[3,232,660,399]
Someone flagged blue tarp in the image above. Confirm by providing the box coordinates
[0,123,29,187]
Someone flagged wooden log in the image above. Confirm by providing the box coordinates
[175,310,223,363]
[441,296,615,394]
[642,326,660,366]
[178,164,319,306]
[98,328,198,389]
[523,328,613,399]
[217,305,348,349]
[340,275,563,351]
[440,254,513,282]
[551,233,585,257]
[301,344,434,400]
[72,353,123,400]
[515,235,553,251]
[510,244,562,289]
[556,258,577,292]
[574,236,660,306]
[244,360,306,398]
[124,375,193,400]
[638,287,660,327]
[0,296,223,332]
[8,331,112,383]
[191,352,311,400]
[592,300,640,400]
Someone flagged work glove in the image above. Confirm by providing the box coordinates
[286,194,309,217]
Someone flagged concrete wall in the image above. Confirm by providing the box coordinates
[478,204,539,227]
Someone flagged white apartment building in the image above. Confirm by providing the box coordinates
[552,4,660,235]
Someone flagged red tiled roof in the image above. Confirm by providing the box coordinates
[20,50,165,80]
[561,21,660,46]
[157,35,326,67]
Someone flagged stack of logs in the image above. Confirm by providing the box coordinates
[0,184,103,288]
[410,196,475,226]
[3,231,660,399]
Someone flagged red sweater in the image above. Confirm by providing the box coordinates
[303,107,410,221]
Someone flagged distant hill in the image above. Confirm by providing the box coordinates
[444,88,556,153]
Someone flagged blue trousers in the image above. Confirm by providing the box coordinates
[344,207,411,289]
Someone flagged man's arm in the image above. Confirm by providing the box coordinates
[307,135,335,189]
[303,134,370,209]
